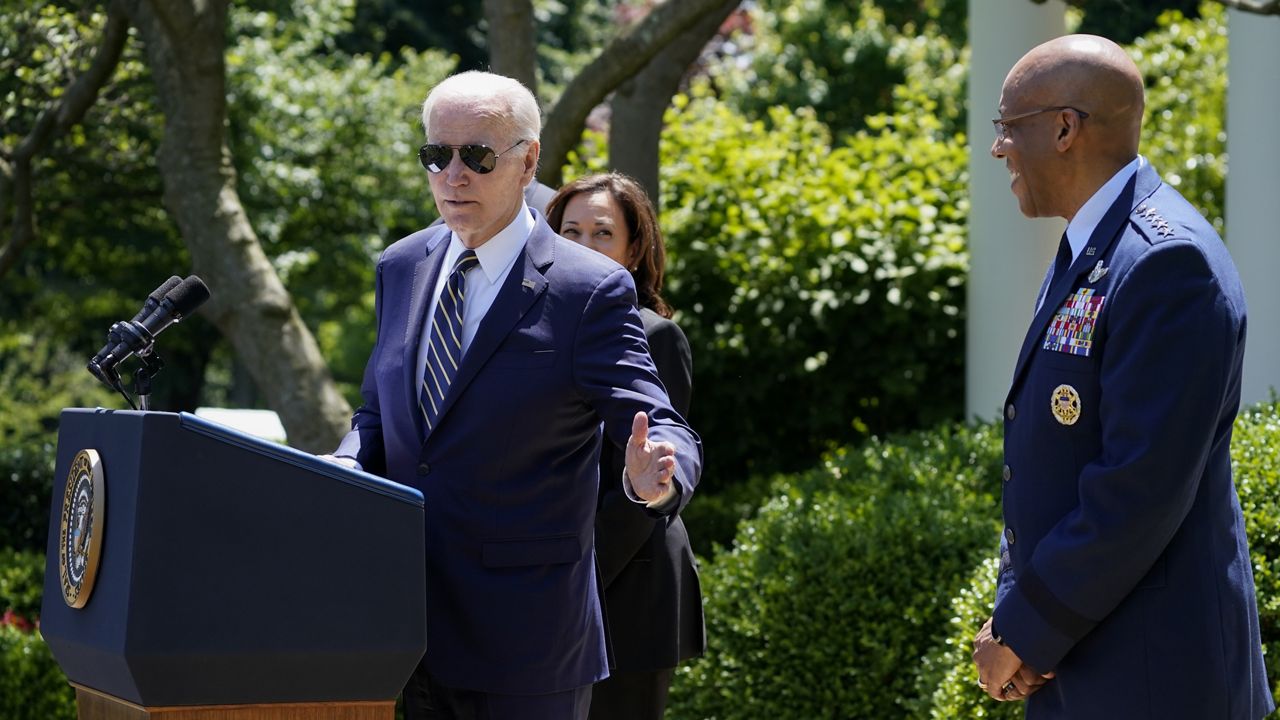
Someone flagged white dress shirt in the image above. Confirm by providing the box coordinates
[415,205,534,384]
[1064,155,1144,263]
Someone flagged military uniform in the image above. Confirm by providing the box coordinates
[993,160,1274,718]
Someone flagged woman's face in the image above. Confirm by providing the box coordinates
[557,190,632,268]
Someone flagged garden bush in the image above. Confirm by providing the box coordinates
[0,623,76,720]
[0,548,46,621]
[654,88,969,480]
[667,421,1003,719]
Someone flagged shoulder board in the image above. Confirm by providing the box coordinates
[1132,203,1177,240]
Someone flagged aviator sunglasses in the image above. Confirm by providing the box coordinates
[418,139,528,174]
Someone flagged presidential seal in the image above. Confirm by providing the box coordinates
[59,449,105,609]
[1051,384,1082,426]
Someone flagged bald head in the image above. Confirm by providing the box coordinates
[1005,34,1145,159]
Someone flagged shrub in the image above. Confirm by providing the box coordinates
[0,549,46,621]
[0,624,76,720]
[1130,2,1227,235]
[667,422,1003,719]
[655,88,969,480]
[1231,401,1280,700]
[908,557,1022,719]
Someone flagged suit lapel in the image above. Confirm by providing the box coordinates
[428,215,555,433]
[1005,164,1163,399]
[402,229,451,439]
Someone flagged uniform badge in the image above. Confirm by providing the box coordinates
[60,449,106,609]
[1050,385,1081,426]
[1043,288,1106,356]
[1088,261,1108,283]
[1085,247,1096,256]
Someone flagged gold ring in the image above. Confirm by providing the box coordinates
[977,679,989,690]
[1002,681,1017,695]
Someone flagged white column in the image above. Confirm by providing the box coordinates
[1226,9,1280,406]
[966,0,1066,420]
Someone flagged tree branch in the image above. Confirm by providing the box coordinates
[537,0,738,187]
[0,0,129,280]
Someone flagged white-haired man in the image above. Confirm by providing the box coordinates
[328,71,702,720]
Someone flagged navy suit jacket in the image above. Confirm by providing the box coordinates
[993,161,1273,718]
[336,209,702,695]
[596,308,705,673]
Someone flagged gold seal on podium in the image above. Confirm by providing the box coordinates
[60,449,105,609]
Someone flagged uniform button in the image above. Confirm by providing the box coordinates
[417,462,431,476]
[1005,403,1016,420]
[1004,527,1016,545]
[1002,464,1012,482]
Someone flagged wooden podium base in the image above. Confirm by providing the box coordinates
[74,685,395,720]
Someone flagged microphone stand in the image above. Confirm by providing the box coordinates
[133,351,165,412]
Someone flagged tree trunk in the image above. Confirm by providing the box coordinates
[120,0,352,452]
[537,0,736,188]
[609,0,739,206]
[484,0,538,96]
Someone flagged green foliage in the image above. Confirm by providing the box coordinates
[227,1,457,403]
[678,473,777,559]
[0,549,46,621]
[1074,0,1201,44]
[668,421,1003,719]
[1131,2,1227,235]
[710,0,964,138]
[908,557,1023,719]
[1231,401,1280,700]
[0,624,75,720]
[0,327,118,551]
[655,87,969,479]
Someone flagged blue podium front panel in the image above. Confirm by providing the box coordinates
[42,409,427,706]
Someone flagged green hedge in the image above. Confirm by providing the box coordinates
[654,89,969,481]
[0,624,75,720]
[0,550,73,720]
[668,422,1003,719]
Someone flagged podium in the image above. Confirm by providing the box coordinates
[41,409,427,719]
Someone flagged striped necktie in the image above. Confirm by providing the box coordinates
[421,250,479,434]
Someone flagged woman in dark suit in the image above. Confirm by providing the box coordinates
[546,173,704,720]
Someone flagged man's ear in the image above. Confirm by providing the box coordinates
[1054,111,1082,152]
[522,140,540,184]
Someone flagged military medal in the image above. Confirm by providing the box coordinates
[1051,385,1081,426]
[1088,261,1109,283]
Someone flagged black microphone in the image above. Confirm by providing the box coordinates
[90,276,183,366]
[88,276,210,387]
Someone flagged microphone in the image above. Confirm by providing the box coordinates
[88,275,210,387]
[90,276,183,367]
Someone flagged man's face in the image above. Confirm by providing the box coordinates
[426,99,537,248]
[990,80,1057,219]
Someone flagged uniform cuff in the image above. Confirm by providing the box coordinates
[993,569,1094,674]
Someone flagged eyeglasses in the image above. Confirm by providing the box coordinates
[418,140,528,174]
[992,107,1089,141]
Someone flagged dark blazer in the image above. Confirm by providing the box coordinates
[993,161,1274,718]
[335,209,702,696]
[596,308,705,672]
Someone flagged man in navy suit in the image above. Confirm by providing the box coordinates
[972,35,1273,718]
[328,71,701,720]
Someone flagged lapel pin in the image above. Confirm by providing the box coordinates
[1085,246,1096,256]
[1088,260,1109,283]
[521,278,536,290]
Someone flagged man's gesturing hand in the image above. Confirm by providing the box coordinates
[625,411,678,503]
